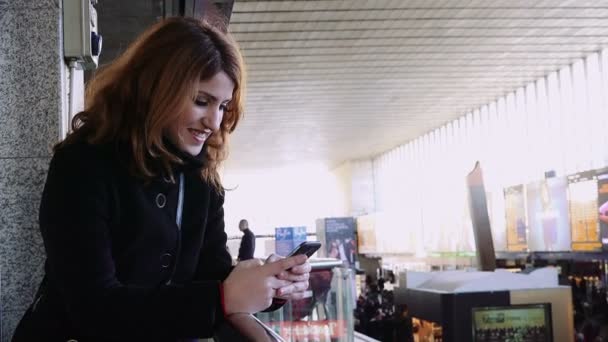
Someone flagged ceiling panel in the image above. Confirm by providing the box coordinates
[225,0,608,170]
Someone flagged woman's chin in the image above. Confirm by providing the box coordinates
[183,145,204,156]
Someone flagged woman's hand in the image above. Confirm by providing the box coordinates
[222,254,307,315]
[266,254,312,300]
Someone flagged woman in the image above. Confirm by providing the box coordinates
[13,17,310,341]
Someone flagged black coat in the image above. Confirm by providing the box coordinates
[238,228,256,261]
[13,142,233,341]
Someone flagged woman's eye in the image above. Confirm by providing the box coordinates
[220,104,228,111]
[195,99,207,106]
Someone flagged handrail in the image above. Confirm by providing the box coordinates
[310,258,344,271]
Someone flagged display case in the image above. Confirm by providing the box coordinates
[256,258,355,342]
[394,269,573,342]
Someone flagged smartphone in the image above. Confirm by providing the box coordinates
[286,241,321,258]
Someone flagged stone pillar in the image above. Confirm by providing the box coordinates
[0,1,66,340]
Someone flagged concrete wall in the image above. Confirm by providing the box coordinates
[0,1,66,340]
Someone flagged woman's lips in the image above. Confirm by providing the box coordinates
[188,128,209,144]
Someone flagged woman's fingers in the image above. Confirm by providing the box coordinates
[268,277,292,290]
[265,253,281,263]
[237,258,264,268]
[223,254,313,315]
[277,271,309,282]
[276,260,311,280]
[284,290,313,300]
[288,262,311,274]
[262,255,307,276]
[275,280,309,297]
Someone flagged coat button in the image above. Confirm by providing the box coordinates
[156,193,166,208]
[160,253,172,268]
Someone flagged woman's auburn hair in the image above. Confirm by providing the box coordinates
[58,17,245,190]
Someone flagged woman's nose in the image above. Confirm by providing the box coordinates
[204,106,223,131]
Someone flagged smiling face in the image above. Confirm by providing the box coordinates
[166,71,234,156]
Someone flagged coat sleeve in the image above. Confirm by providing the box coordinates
[194,181,286,314]
[40,145,224,340]
[194,187,233,282]
[197,190,286,312]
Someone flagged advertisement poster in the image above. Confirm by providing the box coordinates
[324,217,357,268]
[569,171,601,251]
[526,177,570,251]
[487,190,508,252]
[275,226,307,256]
[597,168,608,251]
[504,185,528,251]
[356,214,377,254]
